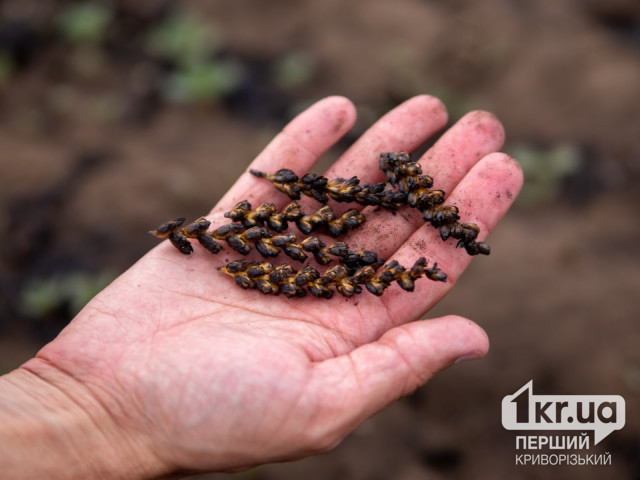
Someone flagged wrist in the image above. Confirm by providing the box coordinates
[0,359,171,480]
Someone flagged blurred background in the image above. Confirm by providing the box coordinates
[1,0,639,478]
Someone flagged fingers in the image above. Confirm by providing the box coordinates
[344,110,506,254]
[210,96,357,216]
[324,95,448,182]
[292,95,448,216]
[208,95,448,245]
[378,152,524,321]
[422,110,505,193]
[305,315,489,449]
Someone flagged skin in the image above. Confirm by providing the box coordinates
[0,95,523,479]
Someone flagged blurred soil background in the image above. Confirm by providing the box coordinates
[1,0,639,478]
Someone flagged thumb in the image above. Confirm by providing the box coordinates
[305,315,489,450]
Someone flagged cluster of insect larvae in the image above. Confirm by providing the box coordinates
[251,151,490,256]
[221,257,446,299]
[149,203,446,298]
[150,151,491,299]
[149,202,368,264]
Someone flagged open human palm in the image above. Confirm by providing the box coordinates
[20,95,522,476]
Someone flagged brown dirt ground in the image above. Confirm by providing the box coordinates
[1,0,639,478]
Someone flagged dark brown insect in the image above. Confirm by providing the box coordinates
[148,218,194,255]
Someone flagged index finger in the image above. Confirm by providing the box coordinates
[210,96,357,216]
[379,152,524,323]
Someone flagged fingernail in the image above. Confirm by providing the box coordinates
[455,352,482,364]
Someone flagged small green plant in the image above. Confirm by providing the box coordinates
[20,271,114,318]
[56,2,113,45]
[508,143,582,206]
[146,11,217,66]
[146,10,245,104]
[271,52,315,89]
[0,50,14,89]
[163,59,244,104]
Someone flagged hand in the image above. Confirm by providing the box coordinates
[1,96,522,478]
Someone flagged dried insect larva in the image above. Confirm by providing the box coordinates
[246,262,279,294]
[413,190,446,213]
[219,262,255,289]
[425,262,447,282]
[324,176,362,203]
[270,233,308,262]
[226,234,251,255]
[379,151,411,184]
[249,168,302,199]
[148,218,194,255]
[180,217,211,237]
[296,236,345,265]
[224,200,252,222]
[378,152,424,192]
[457,223,480,243]
[196,233,223,254]
[299,235,323,251]
[255,278,277,295]
[426,206,460,231]
[254,239,281,258]
[270,232,295,247]
[268,263,295,284]
[318,264,349,284]
[168,233,193,255]
[309,249,333,265]
[211,223,245,239]
[263,263,303,297]
[325,241,349,258]
[243,226,271,241]
[327,209,366,237]
[462,240,491,256]
[340,250,385,272]
[318,264,361,298]
[222,260,250,274]
[280,270,307,297]
[294,265,320,286]
[354,182,385,206]
[299,173,330,203]
[245,261,274,278]
[280,201,303,219]
[377,187,408,210]
[178,217,223,254]
[403,174,434,194]
[233,274,254,289]
[296,205,333,234]
[226,226,272,256]
[148,218,185,238]
[307,280,334,299]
